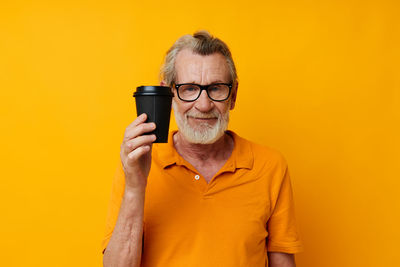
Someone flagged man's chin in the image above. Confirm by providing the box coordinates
[187,117,218,127]
[176,125,221,144]
[187,123,214,132]
[181,132,222,145]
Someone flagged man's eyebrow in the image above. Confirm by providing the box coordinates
[180,80,227,84]
[202,80,227,84]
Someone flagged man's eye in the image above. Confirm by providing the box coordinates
[209,86,221,92]
[185,87,196,91]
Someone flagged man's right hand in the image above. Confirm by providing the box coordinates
[120,113,156,191]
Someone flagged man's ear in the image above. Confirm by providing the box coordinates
[230,82,238,110]
[161,80,176,95]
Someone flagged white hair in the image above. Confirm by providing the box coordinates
[160,30,238,86]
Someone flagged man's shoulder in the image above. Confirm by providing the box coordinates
[230,131,288,167]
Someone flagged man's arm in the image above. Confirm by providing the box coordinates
[268,252,296,267]
[103,188,145,267]
[103,114,156,267]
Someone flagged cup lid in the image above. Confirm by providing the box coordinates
[133,86,174,97]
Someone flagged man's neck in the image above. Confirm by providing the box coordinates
[173,131,234,163]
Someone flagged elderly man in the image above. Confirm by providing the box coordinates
[102,31,303,267]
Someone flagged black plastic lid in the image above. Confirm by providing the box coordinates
[133,86,173,97]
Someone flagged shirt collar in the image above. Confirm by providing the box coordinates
[154,130,254,170]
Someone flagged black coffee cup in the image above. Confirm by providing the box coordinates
[133,86,174,143]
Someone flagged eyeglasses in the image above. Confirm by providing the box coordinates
[173,83,232,102]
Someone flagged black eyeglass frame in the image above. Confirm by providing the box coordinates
[173,83,233,102]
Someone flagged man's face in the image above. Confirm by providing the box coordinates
[172,49,237,144]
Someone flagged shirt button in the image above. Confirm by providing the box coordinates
[194,175,200,180]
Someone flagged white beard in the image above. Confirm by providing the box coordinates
[172,100,230,144]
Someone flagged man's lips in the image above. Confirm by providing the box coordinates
[188,116,217,121]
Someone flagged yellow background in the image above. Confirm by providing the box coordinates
[1,0,399,266]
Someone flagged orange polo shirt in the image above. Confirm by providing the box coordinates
[102,130,303,266]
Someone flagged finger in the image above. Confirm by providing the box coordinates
[126,145,151,163]
[126,113,147,131]
[123,134,156,155]
[124,122,156,141]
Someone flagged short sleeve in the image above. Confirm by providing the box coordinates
[266,165,304,254]
[101,161,126,254]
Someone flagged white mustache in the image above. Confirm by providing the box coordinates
[186,110,219,119]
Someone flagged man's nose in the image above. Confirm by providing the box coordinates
[194,90,213,112]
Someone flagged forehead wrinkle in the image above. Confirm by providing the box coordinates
[175,50,230,85]
[189,60,204,84]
